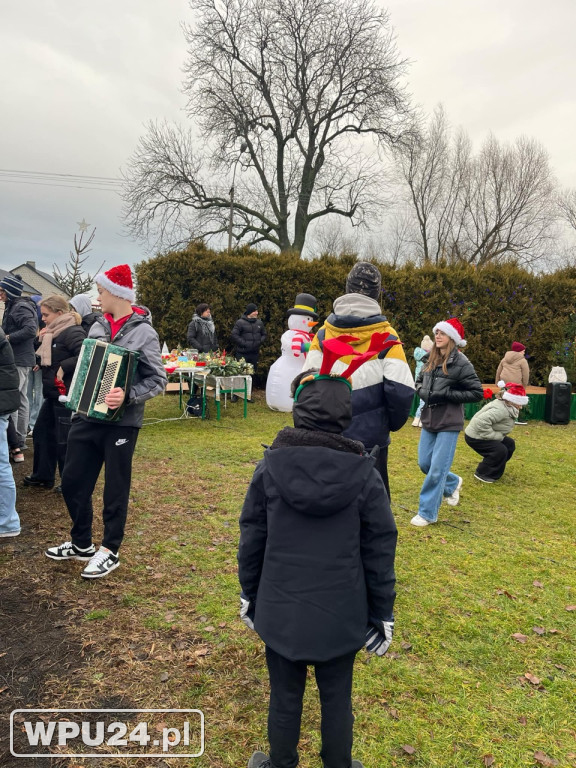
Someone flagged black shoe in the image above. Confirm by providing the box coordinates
[230,394,239,402]
[248,753,270,768]
[474,473,495,483]
[45,541,97,561]
[23,475,54,489]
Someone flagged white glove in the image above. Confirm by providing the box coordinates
[365,617,394,656]
[240,594,255,630]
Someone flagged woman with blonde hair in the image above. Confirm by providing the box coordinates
[412,318,483,527]
[23,295,85,490]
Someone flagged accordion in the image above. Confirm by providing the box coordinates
[66,339,140,421]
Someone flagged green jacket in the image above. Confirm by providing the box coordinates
[465,399,516,442]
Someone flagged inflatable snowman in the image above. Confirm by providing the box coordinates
[266,293,319,411]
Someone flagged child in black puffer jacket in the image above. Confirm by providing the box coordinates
[238,340,398,768]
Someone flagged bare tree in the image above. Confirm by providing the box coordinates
[395,107,558,267]
[123,0,411,254]
[459,136,556,266]
[394,106,472,263]
[558,188,576,232]
[53,225,103,296]
[307,217,359,257]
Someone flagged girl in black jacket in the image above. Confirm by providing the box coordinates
[412,318,483,527]
[24,296,85,489]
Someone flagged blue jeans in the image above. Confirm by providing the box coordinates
[415,398,425,419]
[0,415,20,534]
[417,429,460,522]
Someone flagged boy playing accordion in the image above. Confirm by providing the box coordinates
[45,264,166,578]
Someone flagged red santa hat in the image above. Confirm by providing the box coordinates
[498,380,529,406]
[432,317,466,347]
[94,264,135,303]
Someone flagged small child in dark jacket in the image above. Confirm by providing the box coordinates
[238,336,398,768]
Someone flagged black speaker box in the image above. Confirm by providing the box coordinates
[544,382,572,425]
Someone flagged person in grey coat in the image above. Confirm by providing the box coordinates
[0,274,38,450]
[45,264,166,580]
[465,382,529,482]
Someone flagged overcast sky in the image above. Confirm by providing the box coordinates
[1,0,575,277]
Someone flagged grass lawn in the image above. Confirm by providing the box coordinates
[2,390,575,768]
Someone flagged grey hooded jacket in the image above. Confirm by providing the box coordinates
[85,307,166,428]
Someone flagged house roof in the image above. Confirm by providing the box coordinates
[0,268,37,295]
[11,262,61,290]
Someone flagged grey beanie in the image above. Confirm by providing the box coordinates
[345,262,382,300]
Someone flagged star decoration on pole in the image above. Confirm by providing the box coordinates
[77,218,90,232]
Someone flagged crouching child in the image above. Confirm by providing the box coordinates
[464,381,529,483]
[238,335,398,768]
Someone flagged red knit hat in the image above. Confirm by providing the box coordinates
[432,317,466,347]
[498,380,529,406]
[511,341,526,352]
[95,264,135,303]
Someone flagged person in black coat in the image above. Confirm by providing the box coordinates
[23,296,85,490]
[0,327,21,536]
[186,303,218,353]
[412,317,483,527]
[238,363,397,768]
[0,274,38,450]
[231,303,266,368]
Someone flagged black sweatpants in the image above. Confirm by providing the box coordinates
[61,419,139,553]
[265,646,357,768]
[465,434,515,481]
[7,416,18,451]
[373,445,390,501]
[31,399,70,483]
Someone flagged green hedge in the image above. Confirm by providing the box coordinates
[135,245,576,387]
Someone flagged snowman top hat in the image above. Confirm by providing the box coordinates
[287,293,318,320]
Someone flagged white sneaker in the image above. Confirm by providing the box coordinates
[81,546,120,579]
[445,475,463,506]
[45,541,96,561]
[412,417,422,427]
[410,515,432,527]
